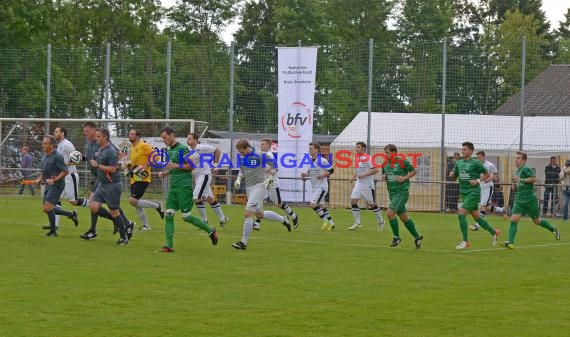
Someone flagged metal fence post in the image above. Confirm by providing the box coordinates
[104,43,110,120]
[227,41,235,205]
[519,36,526,151]
[440,38,447,213]
[45,44,51,133]
[165,41,172,123]
[367,39,373,155]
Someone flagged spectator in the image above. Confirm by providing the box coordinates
[445,152,461,212]
[559,159,570,220]
[18,146,35,196]
[543,156,560,216]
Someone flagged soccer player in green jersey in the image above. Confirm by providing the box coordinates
[449,142,500,249]
[158,127,218,253]
[381,144,423,249]
[501,151,560,249]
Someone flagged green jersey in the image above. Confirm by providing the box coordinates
[382,158,415,193]
[167,142,193,187]
[514,164,536,203]
[453,157,487,194]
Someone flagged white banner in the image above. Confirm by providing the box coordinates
[277,46,318,202]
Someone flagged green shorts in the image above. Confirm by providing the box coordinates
[511,197,540,219]
[166,187,194,213]
[388,190,409,214]
[460,190,480,212]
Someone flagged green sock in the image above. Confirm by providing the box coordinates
[184,214,212,234]
[475,217,496,235]
[389,218,399,237]
[458,214,468,241]
[539,219,555,232]
[508,221,518,243]
[165,216,175,248]
[404,219,419,238]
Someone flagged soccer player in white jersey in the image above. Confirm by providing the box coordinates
[348,142,385,230]
[186,133,228,227]
[231,139,291,250]
[42,126,80,230]
[252,138,299,231]
[300,142,335,231]
[470,150,505,231]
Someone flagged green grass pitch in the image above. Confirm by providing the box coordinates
[0,196,569,337]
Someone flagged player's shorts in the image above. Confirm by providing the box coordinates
[460,190,480,212]
[480,185,494,206]
[311,187,328,205]
[44,183,65,205]
[388,190,409,214]
[350,185,376,204]
[130,181,149,200]
[92,182,122,210]
[193,174,213,200]
[60,173,80,201]
[245,183,267,212]
[166,186,194,213]
[267,186,282,205]
[512,197,540,219]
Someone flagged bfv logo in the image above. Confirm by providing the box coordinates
[281,101,312,139]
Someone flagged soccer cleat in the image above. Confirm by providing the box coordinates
[292,215,299,229]
[116,238,129,246]
[469,223,480,231]
[139,225,151,231]
[455,241,471,250]
[502,241,515,249]
[326,224,335,232]
[69,210,79,227]
[45,231,58,237]
[321,221,329,231]
[126,222,135,240]
[390,236,402,247]
[79,230,97,240]
[491,229,501,246]
[349,223,362,230]
[209,228,218,246]
[161,246,174,253]
[232,240,247,250]
[252,220,261,231]
[553,228,561,240]
[282,216,291,232]
[156,202,165,219]
[219,216,229,228]
[378,219,385,231]
[414,235,424,249]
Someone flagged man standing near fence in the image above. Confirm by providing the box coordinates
[450,142,500,250]
[253,138,299,231]
[543,156,560,216]
[501,151,560,249]
[18,146,36,196]
[348,141,384,231]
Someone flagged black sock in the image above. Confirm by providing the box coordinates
[47,209,56,232]
[54,206,73,218]
[98,207,112,220]
[119,208,131,225]
[90,212,98,232]
[112,215,127,240]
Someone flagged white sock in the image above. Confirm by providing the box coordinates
[241,217,254,245]
[197,203,207,222]
[263,211,284,222]
[136,199,158,209]
[135,207,150,228]
[351,206,361,224]
[210,202,225,220]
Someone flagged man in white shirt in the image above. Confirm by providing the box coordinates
[470,150,505,231]
[348,142,385,230]
[187,133,228,227]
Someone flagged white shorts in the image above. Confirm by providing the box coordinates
[267,186,282,205]
[60,173,80,201]
[350,185,376,204]
[193,174,213,200]
[245,183,268,212]
[480,185,494,206]
[311,187,328,205]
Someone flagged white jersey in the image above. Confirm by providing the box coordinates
[355,153,376,189]
[57,138,77,174]
[481,160,497,188]
[307,155,331,190]
[189,144,216,176]
[262,151,279,186]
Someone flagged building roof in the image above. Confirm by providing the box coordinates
[494,64,570,116]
